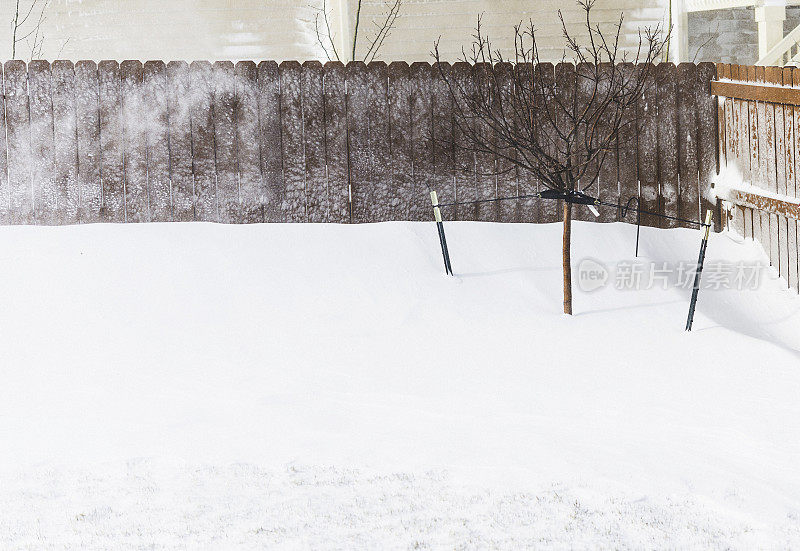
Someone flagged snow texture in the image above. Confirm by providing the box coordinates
[0,220,799,548]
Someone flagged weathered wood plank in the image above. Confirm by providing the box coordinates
[494,62,517,223]
[432,62,457,222]
[790,67,800,291]
[6,60,34,224]
[474,62,497,222]
[52,60,80,224]
[279,60,306,222]
[366,61,390,222]
[98,60,124,222]
[189,61,217,222]
[597,62,618,224]
[641,62,661,228]
[347,62,369,223]
[514,62,539,223]
[166,61,194,222]
[233,61,264,224]
[235,61,263,223]
[258,61,284,223]
[771,66,789,285]
[761,66,779,270]
[712,79,800,106]
[452,61,477,221]
[410,62,433,222]
[322,61,350,223]
[388,62,413,221]
[144,60,171,222]
[213,61,239,223]
[697,62,718,230]
[754,66,771,252]
[121,60,148,222]
[28,60,56,224]
[302,61,327,223]
[677,62,699,228]
[0,64,9,224]
[617,63,638,225]
[75,61,101,223]
[537,62,558,224]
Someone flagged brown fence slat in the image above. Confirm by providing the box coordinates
[5,60,33,224]
[514,63,539,223]
[28,60,56,224]
[432,62,457,222]
[167,61,194,222]
[537,63,558,223]
[258,61,283,223]
[597,63,618,223]
[697,62,718,230]
[302,61,326,223]
[640,62,661,227]
[388,61,413,221]
[235,61,263,223]
[453,61,477,221]
[190,61,217,222]
[323,61,350,223]
[213,61,238,223]
[657,62,679,228]
[366,61,390,223]
[279,60,306,222]
[98,60,124,222]
[475,63,497,222]
[618,63,638,224]
[121,60,148,222]
[494,62,517,222]
[574,62,596,223]
[410,62,433,221]
[347,62,369,223]
[75,61,101,223]
[52,60,79,224]
[677,62,699,228]
[772,67,789,285]
[0,64,8,223]
[144,60,171,222]
[761,66,780,270]
[790,67,800,291]
[745,66,758,241]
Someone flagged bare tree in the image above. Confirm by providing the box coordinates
[434,0,665,315]
[11,0,51,60]
[313,0,402,63]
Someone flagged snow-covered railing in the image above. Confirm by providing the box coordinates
[756,23,800,67]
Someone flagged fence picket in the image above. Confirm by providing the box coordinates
[618,63,638,224]
[323,62,350,223]
[678,62,699,228]
[410,62,433,222]
[0,65,9,223]
[453,62,477,221]
[597,62,618,224]
[235,61,264,223]
[432,62,457,222]
[258,61,283,222]
[190,61,217,222]
[121,61,148,222]
[52,61,79,225]
[75,61,101,223]
[167,61,194,221]
[367,62,391,223]
[388,62,413,221]
[697,62,718,230]
[640,62,660,227]
[303,61,327,223]
[279,60,306,223]
[98,61,124,222]
[28,61,56,224]
[144,61,171,222]
[214,61,239,223]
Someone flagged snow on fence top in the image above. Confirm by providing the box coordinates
[0,60,716,228]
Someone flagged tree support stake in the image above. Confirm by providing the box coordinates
[685,210,714,332]
[430,191,453,276]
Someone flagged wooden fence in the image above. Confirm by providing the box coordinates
[713,64,800,293]
[0,60,716,227]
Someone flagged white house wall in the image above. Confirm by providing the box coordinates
[0,0,670,63]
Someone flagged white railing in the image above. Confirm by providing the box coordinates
[758,23,800,66]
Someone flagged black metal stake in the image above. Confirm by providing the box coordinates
[430,191,453,276]
[685,210,714,332]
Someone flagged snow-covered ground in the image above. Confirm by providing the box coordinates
[1,220,799,549]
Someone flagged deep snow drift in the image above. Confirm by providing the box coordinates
[1,220,799,549]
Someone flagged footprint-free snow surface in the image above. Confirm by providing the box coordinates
[1,221,799,549]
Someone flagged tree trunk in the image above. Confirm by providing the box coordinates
[562,200,573,315]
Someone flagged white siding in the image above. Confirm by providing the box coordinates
[0,0,668,62]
